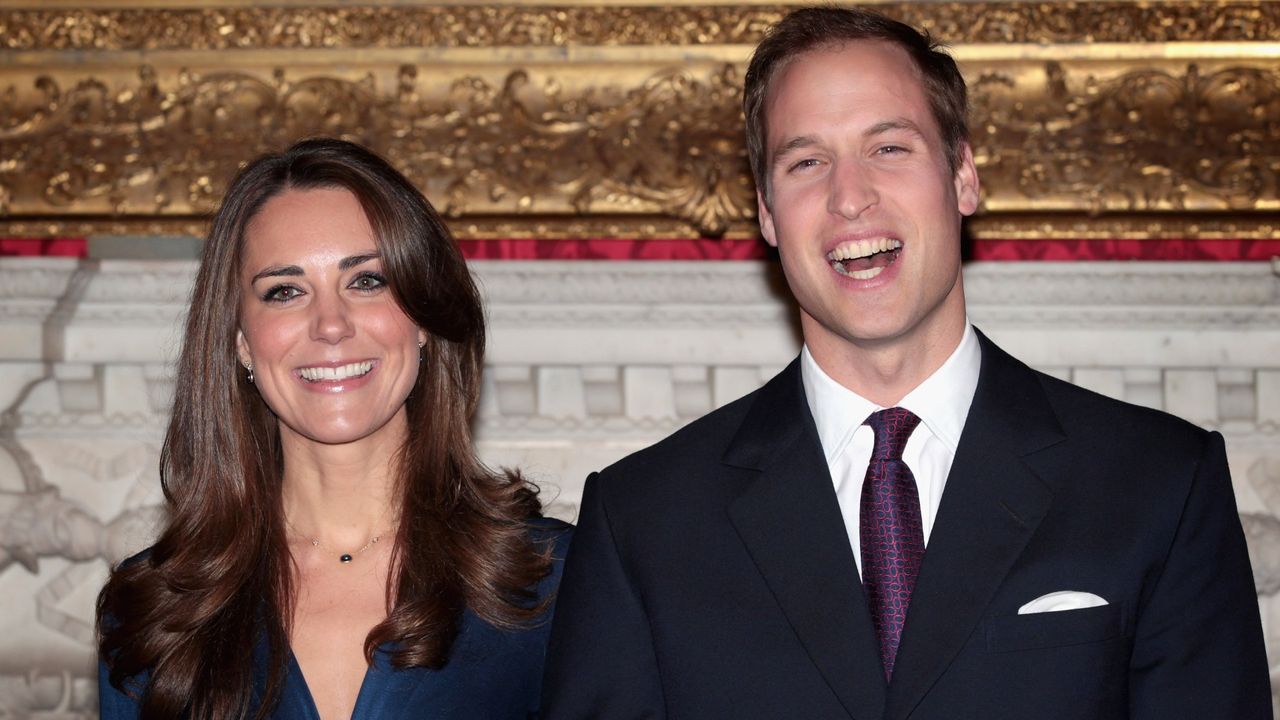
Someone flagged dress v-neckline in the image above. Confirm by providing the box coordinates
[285,649,379,720]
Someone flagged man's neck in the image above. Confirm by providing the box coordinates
[804,317,967,407]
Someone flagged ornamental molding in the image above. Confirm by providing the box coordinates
[77,265,196,303]
[3,3,1277,51]
[961,262,1280,306]
[487,306,793,328]
[15,381,1277,438]
[476,414,686,438]
[59,305,188,327]
[476,262,783,305]
[0,302,60,322]
[478,260,1280,307]
[482,261,1273,306]
[0,671,95,718]
[1,2,1277,241]
[968,306,1280,330]
[4,257,1279,317]
[0,262,76,300]
[4,411,167,436]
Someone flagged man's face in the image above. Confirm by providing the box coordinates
[758,41,979,367]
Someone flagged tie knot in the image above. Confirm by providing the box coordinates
[865,407,921,461]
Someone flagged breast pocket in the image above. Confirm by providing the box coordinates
[984,603,1123,653]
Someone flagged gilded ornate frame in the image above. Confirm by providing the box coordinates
[1,1,1277,240]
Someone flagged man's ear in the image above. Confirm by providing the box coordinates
[235,329,252,369]
[757,190,779,248]
[953,142,981,217]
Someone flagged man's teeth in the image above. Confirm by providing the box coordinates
[827,237,901,279]
[827,237,902,262]
[299,361,374,382]
[845,266,886,280]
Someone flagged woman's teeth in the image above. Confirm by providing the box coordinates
[298,361,374,382]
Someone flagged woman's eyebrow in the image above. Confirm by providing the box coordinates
[249,253,379,283]
[338,253,380,271]
[250,265,302,283]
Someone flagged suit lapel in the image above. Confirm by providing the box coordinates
[885,332,1064,720]
[726,361,887,720]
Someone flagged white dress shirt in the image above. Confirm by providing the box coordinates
[800,323,982,578]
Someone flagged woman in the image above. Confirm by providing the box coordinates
[97,138,570,719]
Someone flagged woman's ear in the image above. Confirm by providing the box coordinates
[236,329,252,369]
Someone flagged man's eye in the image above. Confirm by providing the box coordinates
[788,158,821,172]
[262,285,302,302]
[877,145,908,155]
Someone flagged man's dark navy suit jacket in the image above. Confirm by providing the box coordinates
[543,332,1270,719]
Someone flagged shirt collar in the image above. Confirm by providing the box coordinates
[801,322,982,461]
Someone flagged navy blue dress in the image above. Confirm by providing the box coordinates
[100,518,571,719]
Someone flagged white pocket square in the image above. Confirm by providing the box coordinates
[1018,590,1108,615]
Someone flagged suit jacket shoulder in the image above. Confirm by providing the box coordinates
[1017,352,1223,517]
[590,367,797,513]
[1035,365,1211,447]
[606,383,761,476]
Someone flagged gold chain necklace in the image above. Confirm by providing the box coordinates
[309,534,381,564]
[288,522,386,564]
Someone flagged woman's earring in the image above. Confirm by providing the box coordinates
[244,361,254,384]
[417,339,424,364]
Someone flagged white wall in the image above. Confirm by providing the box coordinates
[2,257,1278,714]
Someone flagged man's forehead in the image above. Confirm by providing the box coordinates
[765,39,918,98]
[762,40,929,135]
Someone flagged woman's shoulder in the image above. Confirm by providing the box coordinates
[525,515,573,553]
[524,516,573,601]
[115,545,154,570]
[100,545,155,632]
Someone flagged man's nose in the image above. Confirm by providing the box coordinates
[827,161,879,220]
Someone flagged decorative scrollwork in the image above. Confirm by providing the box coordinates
[1,3,1277,240]
[2,3,1277,51]
[0,62,754,235]
[972,62,1280,215]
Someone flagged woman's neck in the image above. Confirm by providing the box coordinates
[277,421,403,549]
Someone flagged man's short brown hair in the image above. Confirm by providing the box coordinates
[744,6,969,201]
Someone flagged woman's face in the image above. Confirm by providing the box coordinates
[235,187,426,448]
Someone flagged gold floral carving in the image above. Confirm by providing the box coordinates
[969,60,1280,216]
[0,61,754,236]
[3,3,1278,51]
[1,2,1278,240]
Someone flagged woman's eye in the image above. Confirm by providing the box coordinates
[262,285,302,302]
[351,272,387,292]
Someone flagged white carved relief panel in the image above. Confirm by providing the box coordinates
[1,258,1278,716]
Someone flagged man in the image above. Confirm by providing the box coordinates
[542,7,1270,719]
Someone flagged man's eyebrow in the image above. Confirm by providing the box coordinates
[866,119,925,138]
[250,265,302,284]
[770,136,818,167]
[338,253,380,271]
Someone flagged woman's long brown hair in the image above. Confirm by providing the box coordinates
[97,138,550,719]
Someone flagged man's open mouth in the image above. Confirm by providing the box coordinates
[827,238,903,280]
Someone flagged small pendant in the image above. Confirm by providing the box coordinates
[339,554,353,563]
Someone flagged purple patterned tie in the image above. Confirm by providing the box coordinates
[860,407,924,680]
